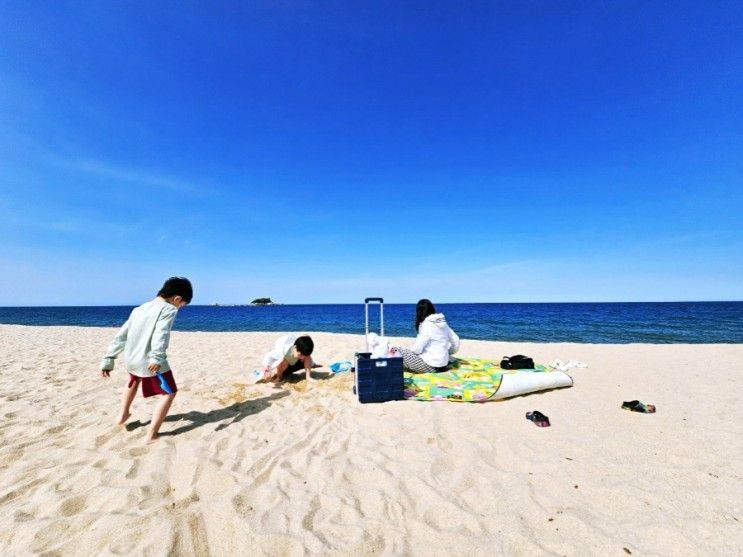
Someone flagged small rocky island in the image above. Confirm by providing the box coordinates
[250,297,274,306]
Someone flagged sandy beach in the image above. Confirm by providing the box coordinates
[0,324,741,556]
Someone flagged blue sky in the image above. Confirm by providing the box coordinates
[0,1,741,305]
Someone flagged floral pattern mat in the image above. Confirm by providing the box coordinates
[403,358,549,402]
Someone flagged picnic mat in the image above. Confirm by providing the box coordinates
[403,358,549,402]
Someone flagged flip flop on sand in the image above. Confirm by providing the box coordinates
[526,410,551,427]
[622,400,656,413]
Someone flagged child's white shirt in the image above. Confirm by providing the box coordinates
[100,299,179,377]
[261,335,298,369]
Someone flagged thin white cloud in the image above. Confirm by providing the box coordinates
[221,259,545,303]
[50,157,207,196]
[0,210,139,237]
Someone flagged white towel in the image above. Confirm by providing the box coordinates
[367,333,390,358]
[548,359,588,371]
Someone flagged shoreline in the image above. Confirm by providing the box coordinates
[1,323,742,346]
[1,325,741,555]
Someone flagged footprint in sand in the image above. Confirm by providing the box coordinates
[94,429,119,449]
[0,478,44,505]
[168,512,209,556]
[128,446,148,457]
[171,492,201,511]
[58,495,86,517]
[429,456,453,476]
[131,485,162,511]
[232,494,253,517]
[31,518,70,553]
[186,512,210,556]
[13,509,34,522]
[1,448,24,465]
[125,460,140,479]
[301,494,322,532]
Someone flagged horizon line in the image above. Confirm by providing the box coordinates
[1,299,741,308]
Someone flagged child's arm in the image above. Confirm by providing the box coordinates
[304,357,314,383]
[271,359,290,383]
[100,319,130,377]
[148,305,178,372]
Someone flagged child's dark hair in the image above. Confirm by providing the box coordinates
[157,277,193,304]
[294,335,314,356]
[415,298,436,331]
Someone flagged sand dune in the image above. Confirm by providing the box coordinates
[0,324,741,556]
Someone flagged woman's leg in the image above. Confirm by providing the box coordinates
[393,347,436,373]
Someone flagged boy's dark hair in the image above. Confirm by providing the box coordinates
[157,277,193,304]
[294,335,314,356]
[415,298,436,331]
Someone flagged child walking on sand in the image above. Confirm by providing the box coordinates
[100,277,192,444]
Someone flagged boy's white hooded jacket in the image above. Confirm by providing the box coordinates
[410,313,460,367]
[100,299,179,377]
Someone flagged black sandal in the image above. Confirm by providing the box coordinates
[621,400,656,413]
[526,410,550,427]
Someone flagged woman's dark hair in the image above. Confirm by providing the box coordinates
[294,335,314,356]
[415,298,436,331]
[157,277,193,304]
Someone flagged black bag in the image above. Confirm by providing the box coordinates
[500,355,535,370]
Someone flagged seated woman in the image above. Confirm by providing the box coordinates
[393,299,460,373]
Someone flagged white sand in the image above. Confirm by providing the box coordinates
[0,324,741,556]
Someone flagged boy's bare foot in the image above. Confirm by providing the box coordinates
[145,433,160,445]
[117,412,131,426]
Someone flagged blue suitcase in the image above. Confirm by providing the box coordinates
[354,297,404,403]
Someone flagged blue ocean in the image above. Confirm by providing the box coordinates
[0,302,741,343]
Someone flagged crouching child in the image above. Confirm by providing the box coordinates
[261,335,315,383]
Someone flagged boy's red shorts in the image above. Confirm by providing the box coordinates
[128,371,178,398]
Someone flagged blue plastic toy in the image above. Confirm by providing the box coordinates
[156,372,174,394]
[329,361,353,373]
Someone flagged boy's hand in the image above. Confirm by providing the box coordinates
[253,367,273,383]
[101,370,111,378]
[147,363,161,372]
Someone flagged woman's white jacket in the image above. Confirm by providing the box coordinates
[411,313,460,367]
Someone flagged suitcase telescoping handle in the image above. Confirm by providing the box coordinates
[364,297,384,351]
